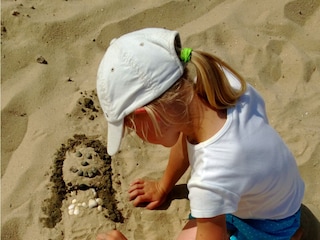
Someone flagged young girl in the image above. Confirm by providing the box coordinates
[96,28,304,240]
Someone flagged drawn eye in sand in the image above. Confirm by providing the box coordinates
[41,134,123,229]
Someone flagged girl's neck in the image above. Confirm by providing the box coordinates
[184,94,227,144]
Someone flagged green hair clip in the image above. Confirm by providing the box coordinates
[180,48,192,63]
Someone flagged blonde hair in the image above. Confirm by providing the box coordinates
[191,50,247,109]
[125,50,247,138]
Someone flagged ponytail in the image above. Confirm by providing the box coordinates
[190,50,247,110]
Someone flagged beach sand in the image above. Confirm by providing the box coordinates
[1,0,320,239]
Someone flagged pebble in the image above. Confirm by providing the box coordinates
[88,199,98,208]
[97,205,102,211]
[36,56,48,64]
[75,151,83,157]
[92,167,98,175]
[70,166,78,173]
[81,161,89,166]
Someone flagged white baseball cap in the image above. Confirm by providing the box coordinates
[96,28,185,155]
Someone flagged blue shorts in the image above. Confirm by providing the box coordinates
[189,209,301,240]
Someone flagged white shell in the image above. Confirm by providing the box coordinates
[74,206,80,215]
[95,198,103,205]
[88,199,98,208]
[68,204,75,210]
[68,209,74,215]
[97,205,102,211]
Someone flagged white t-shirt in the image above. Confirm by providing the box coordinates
[187,68,304,220]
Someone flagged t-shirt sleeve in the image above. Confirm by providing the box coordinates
[188,177,240,218]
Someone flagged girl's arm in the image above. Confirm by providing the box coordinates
[129,133,189,209]
[196,215,227,240]
[160,132,190,194]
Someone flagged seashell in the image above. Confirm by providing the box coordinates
[88,199,98,208]
[95,198,103,205]
[74,206,80,215]
[68,204,75,210]
[97,205,102,211]
[68,209,74,215]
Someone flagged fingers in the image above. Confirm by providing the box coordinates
[128,179,145,192]
[132,194,151,207]
[130,178,144,186]
[146,200,160,210]
[129,188,145,201]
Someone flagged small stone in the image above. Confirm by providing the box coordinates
[75,151,82,157]
[78,184,89,190]
[91,167,98,175]
[88,199,98,208]
[88,170,94,178]
[72,199,77,204]
[81,161,89,166]
[36,56,48,64]
[97,205,102,211]
[77,170,83,176]
[67,77,73,82]
[83,98,94,110]
[70,166,78,173]
[11,10,20,16]
[82,202,87,208]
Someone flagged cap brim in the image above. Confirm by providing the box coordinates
[107,119,124,155]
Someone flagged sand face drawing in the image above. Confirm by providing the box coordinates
[40,90,123,229]
[41,134,123,228]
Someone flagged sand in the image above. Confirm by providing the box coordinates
[1,0,320,239]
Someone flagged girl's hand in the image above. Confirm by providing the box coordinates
[128,179,168,210]
[96,230,127,240]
